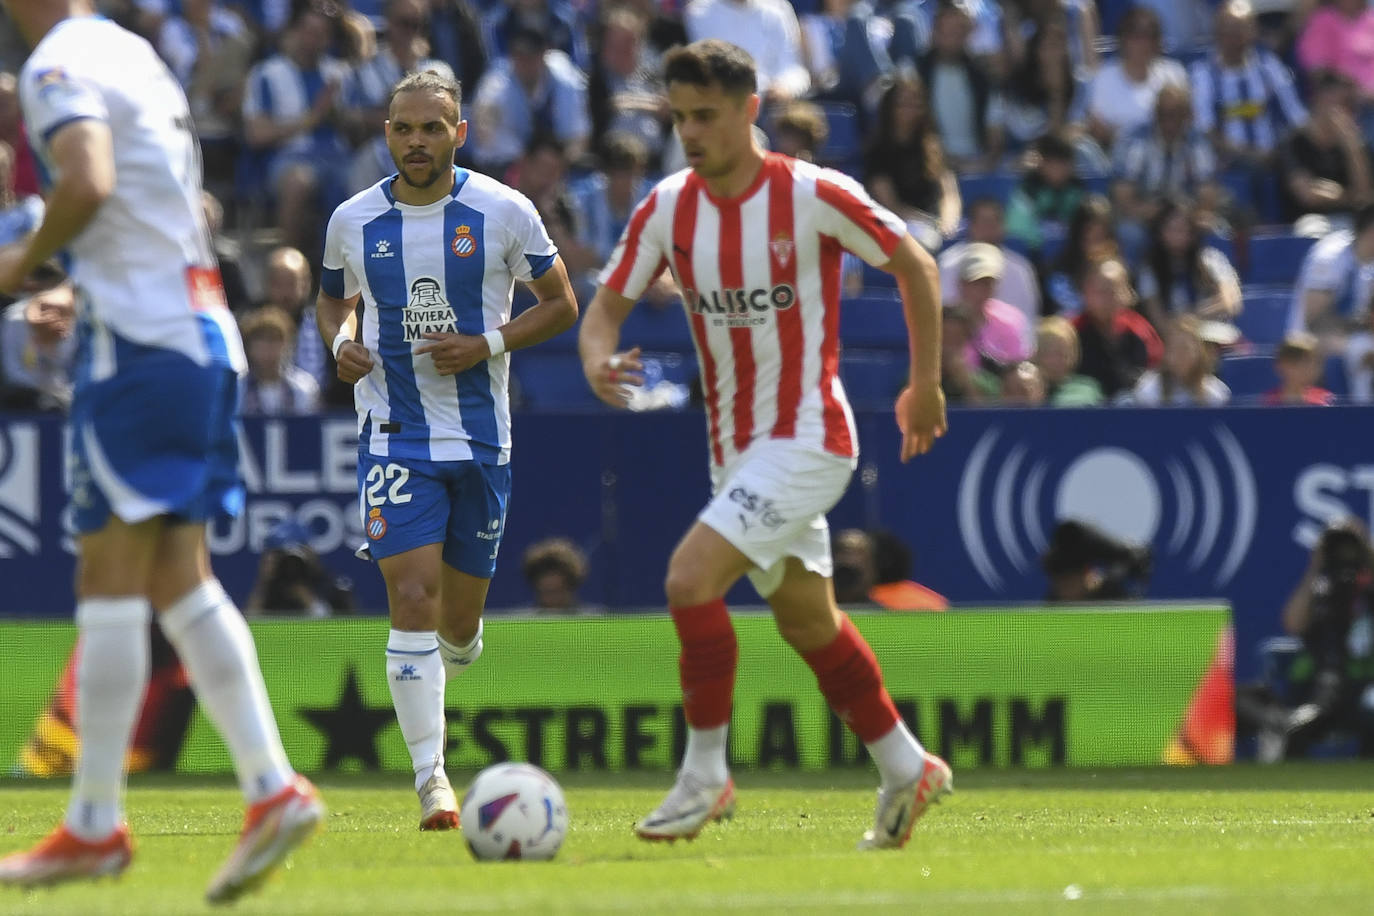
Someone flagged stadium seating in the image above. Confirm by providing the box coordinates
[1242,233,1316,285]
[957,172,1019,209]
[619,301,694,352]
[839,290,908,348]
[815,101,863,176]
[1324,353,1349,397]
[1236,285,1293,345]
[1218,352,1276,400]
[839,349,907,408]
[513,352,602,409]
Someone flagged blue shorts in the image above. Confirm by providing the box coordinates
[356,452,511,578]
[67,353,243,535]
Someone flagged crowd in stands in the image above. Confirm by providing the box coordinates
[1,0,1373,411]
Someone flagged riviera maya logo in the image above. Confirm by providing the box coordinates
[957,425,1257,590]
[0,423,40,557]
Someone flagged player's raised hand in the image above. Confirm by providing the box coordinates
[896,383,947,463]
[335,341,375,384]
[586,346,644,408]
[416,331,488,376]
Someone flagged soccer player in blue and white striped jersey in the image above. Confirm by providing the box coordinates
[315,70,578,829]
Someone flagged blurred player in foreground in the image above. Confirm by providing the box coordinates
[316,71,578,830]
[0,0,323,903]
[579,39,951,849]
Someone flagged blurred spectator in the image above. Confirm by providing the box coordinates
[1268,331,1337,405]
[770,99,829,162]
[1072,257,1163,398]
[917,2,1005,171]
[483,0,591,74]
[521,537,600,614]
[1127,314,1231,405]
[257,245,327,386]
[1042,519,1153,601]
[470,24,591,174]
[244,519,354,617]
[343,0,455,145]
[1297,0,1374,102]
[833,528,948,609]
[425,0,488,97]
[1000,359,1047,405]
[1343,307,1374,403]
[1131,0,1212,55]
[0,73,40,197]
[1135,197,1243,330]
[1034,315,1105,405]
[1044,193,1119,317]
[948,243,1033,372]
[201,190,251,312]
[1191,1,1307,172]
[1111,85,1220,235]
[1000,12,1090,156]
[1005,130,1088,255]
[238,306,322,415]
[512,135,599,292]
[1002,0,1099,75]
[0,276,76,411]
[864,73,960,251]
[1239,518,1374,760]
[684,0,810,104]
[0,141,43,246]
[798,0,892,108]
[940,307,1000,403]
[868,528,949,611]
[572,132,654,271]
[1279,71,1372,227]
[940,198,1040,349]
[1085,6,1186,149]
[157,0,255,194]
[587,7,670,167]
[241,2,351,252]
[1289,202,1374,338]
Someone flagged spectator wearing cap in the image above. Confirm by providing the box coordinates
[947,242,1033,374]
[470,23,591,174]
[685,0,811,103]
[939,198,1040,351]
[1268,332,1337,405]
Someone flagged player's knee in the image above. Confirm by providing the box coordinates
[774,613,840,654]
[389,578,439,625]
[663,564,716,609]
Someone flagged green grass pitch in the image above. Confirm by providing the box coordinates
[0,764,1370,914]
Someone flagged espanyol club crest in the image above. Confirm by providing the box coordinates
[366,507,388,540]
[769,232,794,268]
[451,224,476,258]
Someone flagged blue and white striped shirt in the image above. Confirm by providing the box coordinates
[1190,49,1307,155]
[322,168,557,464]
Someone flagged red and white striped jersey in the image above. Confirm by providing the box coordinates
[599,153,905,468]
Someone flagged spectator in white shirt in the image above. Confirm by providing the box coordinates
[684,0,811,103]
[1085,6,1187,149]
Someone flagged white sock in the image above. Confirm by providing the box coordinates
[386,629,447,791]
[866,720,926,791]
[158,580,293,803]
[681,724,729,785]
[66,597,150,841]
[436,619,483,679]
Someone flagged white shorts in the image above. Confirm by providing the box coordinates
[699,439,856,598]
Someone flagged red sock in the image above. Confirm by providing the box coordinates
[670,599,737,729]
[802,615,900,743]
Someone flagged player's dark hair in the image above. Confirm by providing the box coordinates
[389,70,463,121]
[663,39,757,96]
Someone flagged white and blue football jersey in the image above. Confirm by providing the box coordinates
[322,167,557,464]
[18,16,244,380]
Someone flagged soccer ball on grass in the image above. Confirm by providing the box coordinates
[460,762,568,861]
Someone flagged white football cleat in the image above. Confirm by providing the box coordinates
[635,771,736,842]
[206,775,325,904]
[418,771,460,831]
[858,753,953,850]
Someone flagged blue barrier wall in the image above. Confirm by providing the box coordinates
[1,407,1369,679]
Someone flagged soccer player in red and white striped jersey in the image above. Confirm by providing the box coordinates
[579,40,952,849]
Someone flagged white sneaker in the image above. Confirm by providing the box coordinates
[635,771,735,841]
[418,772,460,831]
[206,776,324,904]
[858,753,953,850]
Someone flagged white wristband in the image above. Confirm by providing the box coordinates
[483,328,506,358]
[331,329,351,359]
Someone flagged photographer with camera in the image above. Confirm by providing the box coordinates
[1041,520,1154,602]
[1243,519,1374,761]
[244,520,355,618]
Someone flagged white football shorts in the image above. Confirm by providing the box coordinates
[698,438,856,598]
